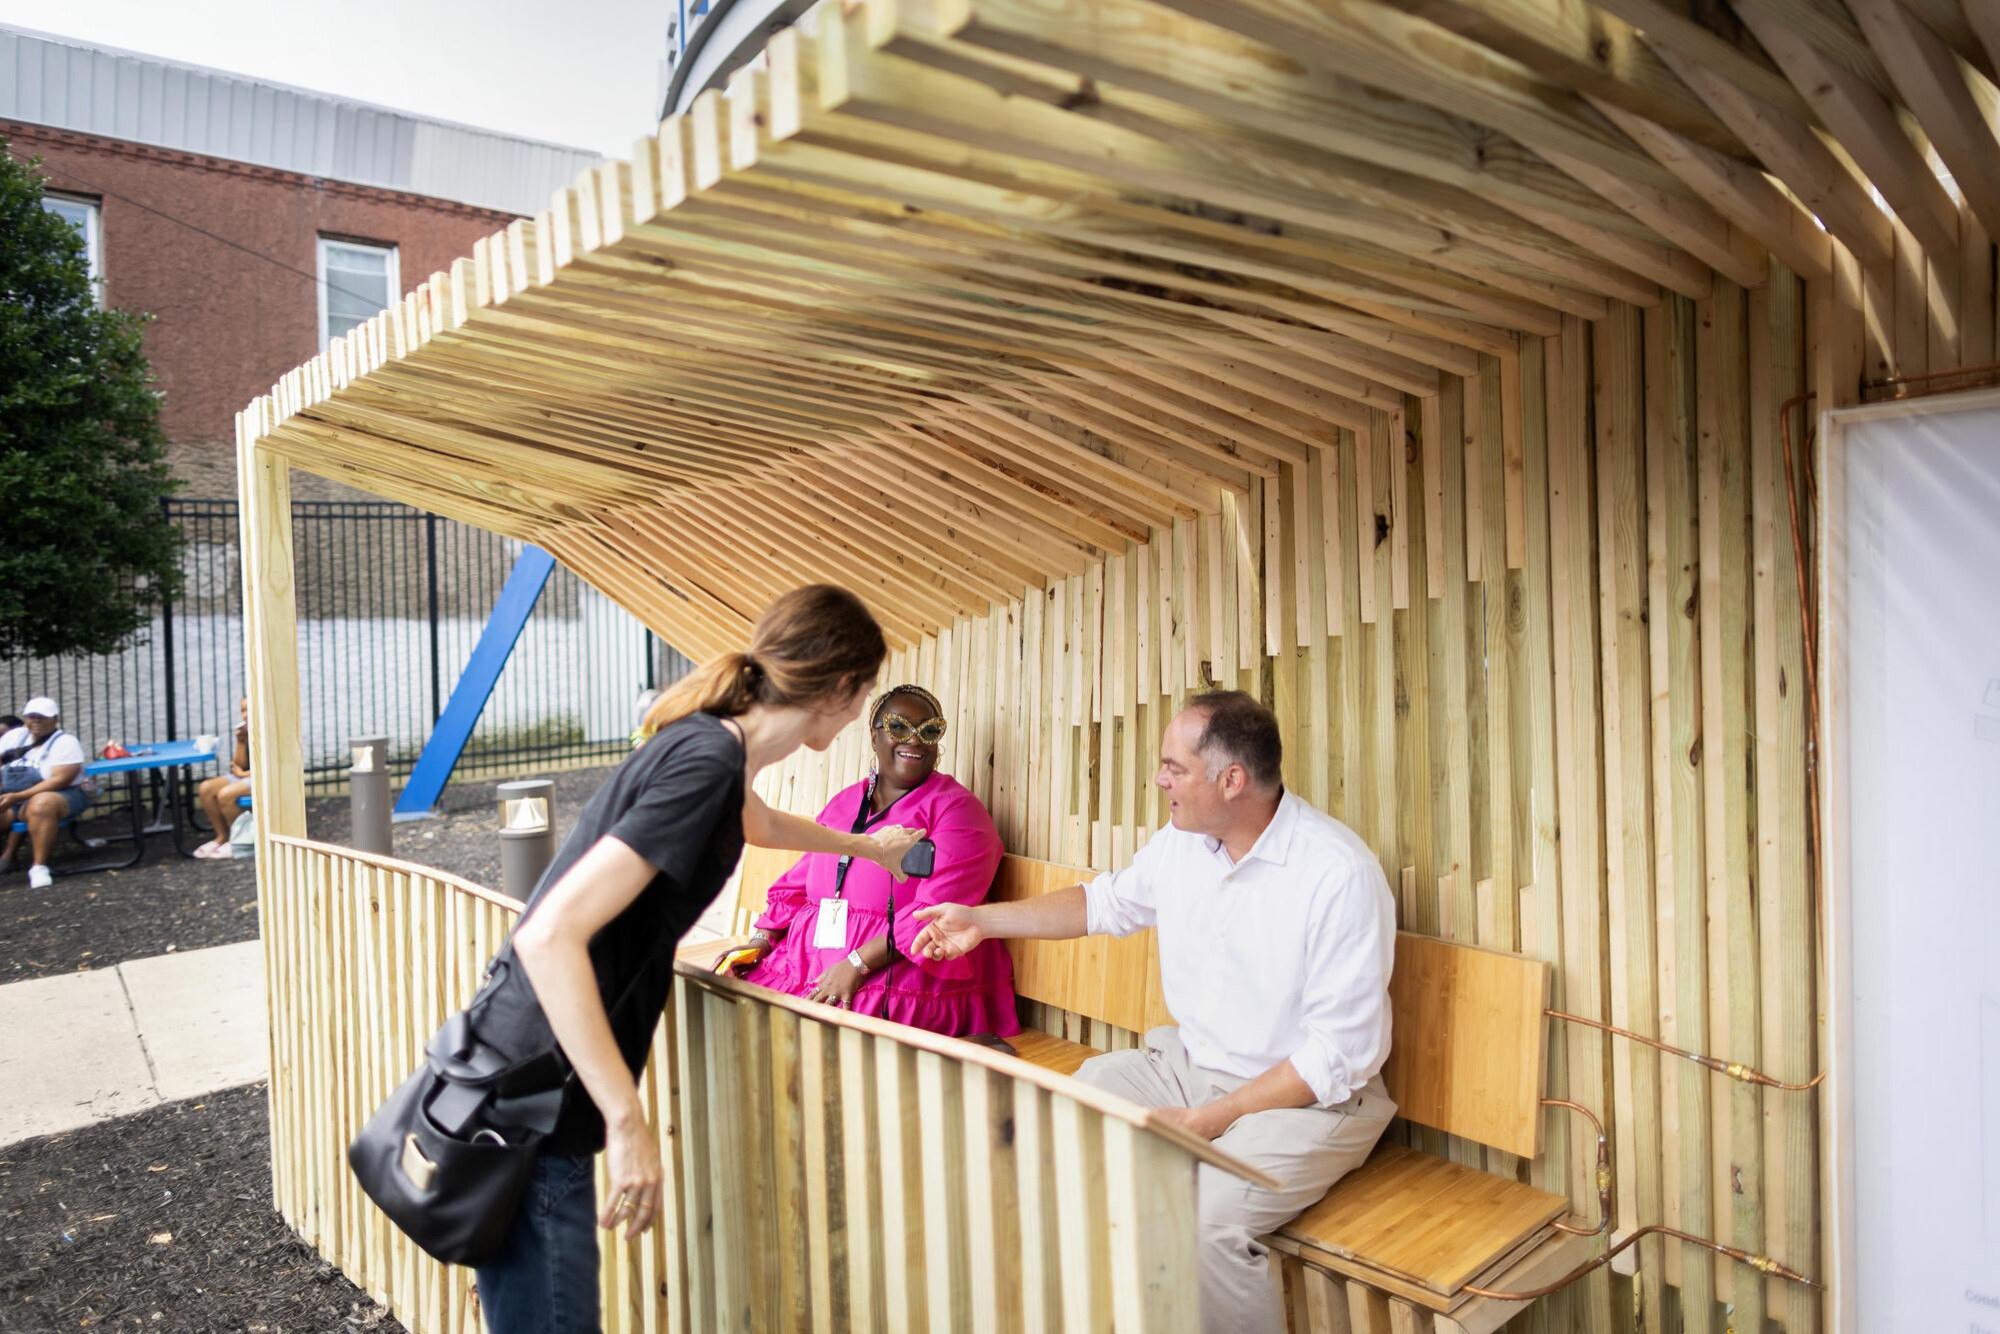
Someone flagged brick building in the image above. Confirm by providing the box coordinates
[2,24,602,498]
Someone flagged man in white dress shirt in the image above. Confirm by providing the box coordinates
[913,690,1397,1334]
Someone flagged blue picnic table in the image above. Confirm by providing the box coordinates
[9,739,220,876]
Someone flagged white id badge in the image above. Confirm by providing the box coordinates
[812,897,850,951]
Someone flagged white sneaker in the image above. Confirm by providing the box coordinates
[27,864,52,890]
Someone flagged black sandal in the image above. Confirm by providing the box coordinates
[962,1033,1018,1056]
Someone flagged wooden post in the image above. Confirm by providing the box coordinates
[1103,1119,1201,1333]
[235,406,307,843]
[235,407,307,1222]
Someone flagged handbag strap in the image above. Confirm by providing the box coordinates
[3,728,60,768]
[442,886,714,1091]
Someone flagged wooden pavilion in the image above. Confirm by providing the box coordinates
[234,0,2000,1330]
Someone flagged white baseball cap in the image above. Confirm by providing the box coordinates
[20,697,58,718]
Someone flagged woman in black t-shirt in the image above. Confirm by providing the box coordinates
[475,585,917,1334]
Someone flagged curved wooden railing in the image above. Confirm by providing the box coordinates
[263,835,1256,1332]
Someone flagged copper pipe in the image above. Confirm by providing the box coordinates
[1862,358,2000,399]
[1459,1224,1820,1302]
[1541,398,1834,1103]
[1542,1099,1611,1237]
[1467,392,1836,1309]
[1779,391,1823,955]
[1546,1009,1826,1091]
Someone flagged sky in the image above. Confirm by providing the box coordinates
[1,0,670,157]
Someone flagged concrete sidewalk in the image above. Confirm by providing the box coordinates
[0,939,267,1146]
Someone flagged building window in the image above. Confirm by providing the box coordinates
[42,194,102,302]
[318,238,399,349]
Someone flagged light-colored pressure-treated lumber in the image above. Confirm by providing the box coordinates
[235,414,306,844]
[241,1,1993,1330]
[240,0,1994,666]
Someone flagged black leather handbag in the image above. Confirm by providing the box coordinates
[346,948,663,1266]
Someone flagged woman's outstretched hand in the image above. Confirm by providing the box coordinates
[910,902,985,961]
[600,1113,663,1239]
[862,824,925,880]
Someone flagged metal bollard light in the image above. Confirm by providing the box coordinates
[497,779,556,902]
[349,736,393,856]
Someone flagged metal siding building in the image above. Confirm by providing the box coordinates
[1,23,600,215]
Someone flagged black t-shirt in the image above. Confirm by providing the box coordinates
[480,711,745,1154]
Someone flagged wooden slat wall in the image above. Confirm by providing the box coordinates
[742,277,1820,1334]
[260,836,1212,1334]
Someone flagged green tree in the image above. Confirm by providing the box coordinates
[0,139,181,660]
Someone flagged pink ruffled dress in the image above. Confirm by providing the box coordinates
[740,771,1019,1037]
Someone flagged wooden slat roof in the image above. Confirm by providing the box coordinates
[242,0,1999,658]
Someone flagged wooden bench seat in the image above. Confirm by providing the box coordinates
[985,1024,1566,1313]
[1270,1144,1564,1307]
[1003,1026,1097,1074]
[716,845,1569,1330]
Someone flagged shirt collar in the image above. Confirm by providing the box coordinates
[858,768,937,817]
[1203,787,1298,869]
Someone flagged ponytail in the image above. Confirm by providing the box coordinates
[641,585,887,740]
[640,652,763,738]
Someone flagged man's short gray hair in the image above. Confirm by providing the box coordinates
[1186,690,1282,789]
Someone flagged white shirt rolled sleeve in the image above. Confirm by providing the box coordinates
[1285,863,1395,1105]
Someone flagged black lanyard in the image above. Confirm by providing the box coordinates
[832,772,907,899]
[830,774,914,962]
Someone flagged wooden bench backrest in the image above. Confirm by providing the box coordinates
[731,848,1551,1157]
[988,855,1174,1035]
[1383,932,1551,1158]
[730,844,797,929]
[728,848,1171,1027]
[993,857,1554,1159]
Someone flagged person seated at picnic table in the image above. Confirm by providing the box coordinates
[722,684,1018,1041]
[0,697,93,891]
[194,697,252,860]
[911,690,1397,1334]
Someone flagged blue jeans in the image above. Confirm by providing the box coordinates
[474,1152,601,1334]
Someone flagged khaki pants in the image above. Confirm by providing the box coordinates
[1071,1026,1395,1334]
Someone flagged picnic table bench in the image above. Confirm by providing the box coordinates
[9,740,224,876]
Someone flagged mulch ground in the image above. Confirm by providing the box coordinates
[0,1084,388,1333]
[0,765,622,1332]
[0,764,614,983]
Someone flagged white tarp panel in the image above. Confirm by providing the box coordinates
[1825,389,2000,1333]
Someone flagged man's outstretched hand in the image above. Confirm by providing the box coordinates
[909,902,985,960]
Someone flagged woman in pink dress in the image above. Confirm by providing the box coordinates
[727,685,1018,1040]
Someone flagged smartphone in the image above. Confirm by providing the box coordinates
[899,838,936,878]
[715,945,764,974]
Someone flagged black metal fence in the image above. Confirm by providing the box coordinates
[3,499,689,794]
